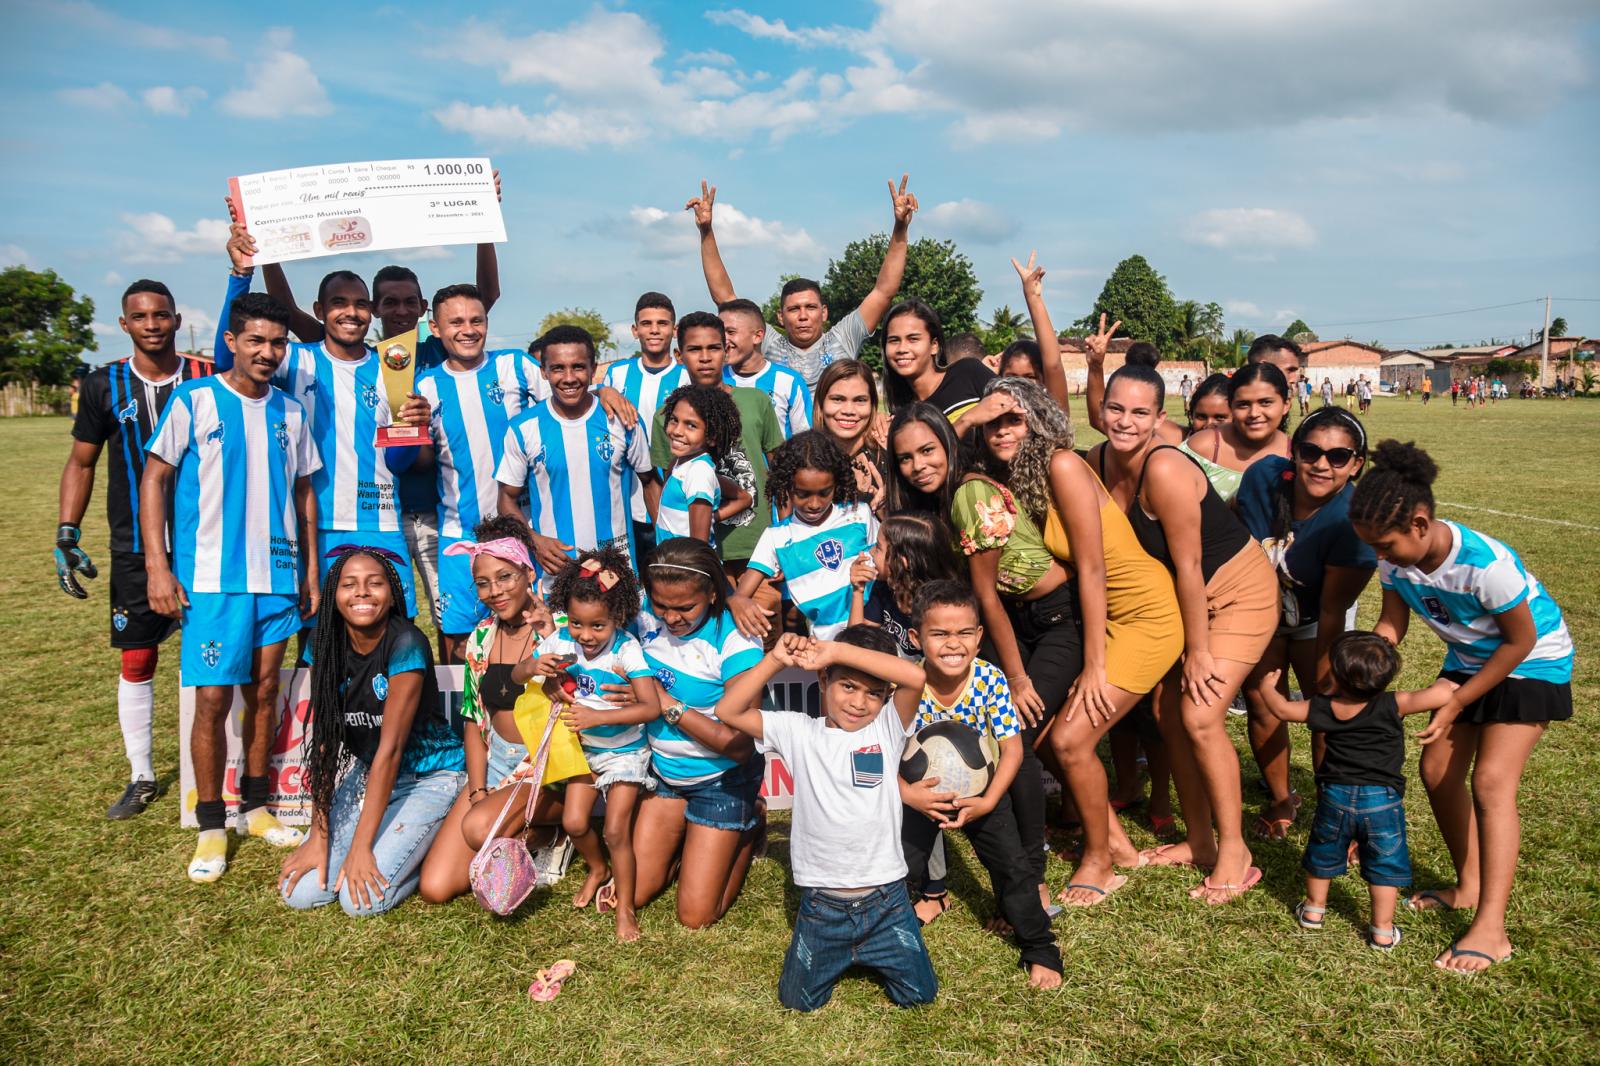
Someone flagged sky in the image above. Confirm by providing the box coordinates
[3,0,1597,362]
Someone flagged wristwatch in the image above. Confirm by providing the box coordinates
[662,701,687,726]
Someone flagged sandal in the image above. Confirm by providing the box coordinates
[1058,874,1128,908]
[1435,939,1513,975]
[1252,815,1295,841]
[1192,866,1263,905]
[528,959,577,1002]
[1403,889,1457,913]
[1148,813,1178,839]
[1293,900,1326,929]
[1366,925,1402,952]
[595,879,617,915]
[914,892,951,927]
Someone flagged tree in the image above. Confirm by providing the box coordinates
[1546,316,1568,340]
[1283,318,1318,344]
[536,307,615,357]
[982,303,1031,353]
[1217,327,1256,369]
[0,266,96,386]
[821,234,983,368]
[1077,255,1182,351]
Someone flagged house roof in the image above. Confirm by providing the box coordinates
[1302,340,1389,356]
[1507,337,1594,359]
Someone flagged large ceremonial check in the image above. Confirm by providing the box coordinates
[177,666,817,826]
[227,157,505,265]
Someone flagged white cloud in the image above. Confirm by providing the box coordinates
[141,86,206,116]
[115,213,230,263]
[59,82,132,109]
[1184,209,1317,251]
[1,244,33,268]
[103,270,124,286]
[174,304,217,345]
[54,2,230,58]
[1225,301,1264,319]
[589,201,818,261]
[219,48,331,119]
[924,199,1018,244]
[679,49,736,67]
[433,102,638,149]
[704,10,866,49]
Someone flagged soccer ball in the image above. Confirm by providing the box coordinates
[900,721,999,799]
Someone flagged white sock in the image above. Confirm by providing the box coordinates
[118,678,156,782]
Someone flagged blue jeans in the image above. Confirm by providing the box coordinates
[778,882,938,1012]
[282,765,466,916]
[1302,783,1411,888]
[651,755,765,832]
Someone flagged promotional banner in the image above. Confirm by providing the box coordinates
[179,665,817,824]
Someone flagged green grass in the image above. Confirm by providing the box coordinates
[2,399,1597,1064]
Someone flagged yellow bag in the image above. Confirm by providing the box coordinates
[512,683,592,786]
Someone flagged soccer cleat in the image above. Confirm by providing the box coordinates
[107,779,159,820]
[238,807,305,848]
[187,830,229,883]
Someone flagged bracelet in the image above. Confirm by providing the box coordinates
[230,267,255,278]
[469,786,488,799]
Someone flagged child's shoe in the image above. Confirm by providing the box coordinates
[1366,925,1402,951]
[1293,900,1326,929]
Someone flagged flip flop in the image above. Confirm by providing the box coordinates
[1435,940,1513,975]
[594,879,617,915]
[1110,798,1144,813]
[1148,814,1178,839]
[1252,815,1295,841]
[1059,874,1128,908]
[1404,889,1456,913]
[529,959,577,1002]
[1193,866,1263,905]
[1293,900,1326,929]
[1366,925,1402,952]
[1138,843,1210,870]
[915,892,950,927]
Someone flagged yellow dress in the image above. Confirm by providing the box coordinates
[1043,487,1184,695]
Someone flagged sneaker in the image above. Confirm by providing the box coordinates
[187,831,229,883]
[107,779,159,820]
[1226,695,1247,717]
[237,806,305,848]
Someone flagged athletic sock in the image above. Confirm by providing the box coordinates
[195,799,227,832]
[188,829,228,883]
[117,678,156,782]
[240,774,270,813]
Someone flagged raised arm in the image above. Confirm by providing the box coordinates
[225,198,322,344]
[1082,313,1117,434]
[476,169,503,310]
[713,643,796,741]
[855,175,918,332]
[1013,252,1070,412]
[809,637,925,730]
[688,180,737,306]
[1254,670,1311,722]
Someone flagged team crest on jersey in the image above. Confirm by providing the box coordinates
[594,433,615,463]
[372,673,389,700]
[204,421,225,446]
[486,381,505,406]
[655,667,677,690]
[361,384,381,410]
[437,592,452,617]
[273,420,289,452]
[112,607,129,632]
[201,641,222,668]
[1422,595,1451,625]
[116,398,138,423]
[814,538,845,571]
[575,673,597,698]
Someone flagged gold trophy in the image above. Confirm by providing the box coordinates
[374,321,430,448]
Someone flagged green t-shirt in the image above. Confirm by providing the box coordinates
[651,385,782,562]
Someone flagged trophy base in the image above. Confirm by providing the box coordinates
[374,424,429,448]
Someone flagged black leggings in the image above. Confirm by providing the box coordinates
[999,582,1084,885]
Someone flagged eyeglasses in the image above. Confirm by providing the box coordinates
[1295,441,1358,468]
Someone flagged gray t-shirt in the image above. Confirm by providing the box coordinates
[761,308,870,387]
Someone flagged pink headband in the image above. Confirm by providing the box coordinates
[443,537,534,572]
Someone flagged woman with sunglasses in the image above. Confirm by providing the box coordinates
[1235,409,1377,838]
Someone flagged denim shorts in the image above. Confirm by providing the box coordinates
[486,726,529,788]
[651,754,766,832]
[1302,783,1411,887]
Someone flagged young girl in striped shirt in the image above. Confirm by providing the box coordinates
[656,384,751,546]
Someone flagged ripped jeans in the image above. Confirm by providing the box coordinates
[777,882,938,1012]
[282,765,466,916]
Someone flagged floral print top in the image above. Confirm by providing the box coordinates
[951,477,1053,597]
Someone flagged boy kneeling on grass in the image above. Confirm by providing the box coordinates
[715,625,937,1012]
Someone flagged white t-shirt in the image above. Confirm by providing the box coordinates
[758,705,913,889]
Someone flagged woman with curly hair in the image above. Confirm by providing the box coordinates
[654,384,753,547]
[728,431,875,640]
[279,547,466,916]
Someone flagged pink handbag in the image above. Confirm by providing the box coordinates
[469,707,558,915]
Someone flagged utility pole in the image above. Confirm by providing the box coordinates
[189,323,197,356]
[1539,296,1551,390]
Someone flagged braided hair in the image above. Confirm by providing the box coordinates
[976,376,1073,527]
[304,548,409,820]
[661,384,743,464]
[548,544,642,627]
[1268,407,1368,542]
[766,430,862,513]
[1348,439,1439,534]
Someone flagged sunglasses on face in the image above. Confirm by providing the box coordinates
[1295,441,1358,468]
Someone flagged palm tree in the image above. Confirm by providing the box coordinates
[988,304,1031,337]
[1220,327,1255,369]
[1173,300,1199,359]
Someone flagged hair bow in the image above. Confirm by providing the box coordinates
[580,557,620,590]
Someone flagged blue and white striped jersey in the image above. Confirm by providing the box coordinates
[725,361,812,439]
[535,627,654,754]
[271,342,406,533]
[748,502,878,639]
[146,376,319,594]
[495,398,651,569]
[1380,520,1574,683]
[416,351,548,540]
[638,609,763,785]
[658,453,720,545]
[602,356,686,522]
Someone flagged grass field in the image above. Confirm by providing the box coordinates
[2,399,1597,1064]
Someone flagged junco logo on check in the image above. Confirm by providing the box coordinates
[319,216,372,251]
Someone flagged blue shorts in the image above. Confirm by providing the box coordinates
[651,755,765,832]
[436,535,492,636]
[1302,783,1411,887]
[180,591,300,687]
[485,724,529,787]
[316,528,416,618]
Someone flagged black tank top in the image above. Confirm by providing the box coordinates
[480,664,523,713]
[1099,444,1250,583]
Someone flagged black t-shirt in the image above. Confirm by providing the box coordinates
[1307,692,1404,793]
[864,583,918,659]
[310,619,462,773]
[924,358,995,420]
[71,356,212,555]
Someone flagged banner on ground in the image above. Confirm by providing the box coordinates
[178,666,817,825]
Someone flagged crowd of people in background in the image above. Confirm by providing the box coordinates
[52,174,1574,1007]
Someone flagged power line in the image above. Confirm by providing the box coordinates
[1309,299,1541,329]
